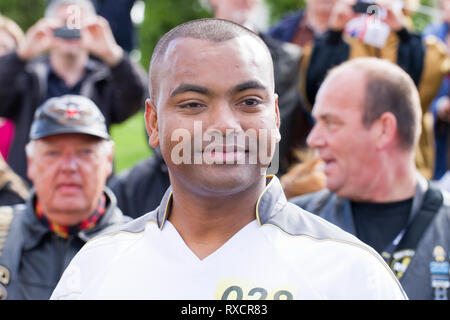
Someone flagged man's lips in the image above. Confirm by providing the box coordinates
[202,145,248,163]
[56,183,82,193]
[203,144,247,152]
[322,158,337,173]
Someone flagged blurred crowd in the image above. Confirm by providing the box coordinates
[1,0,450,300]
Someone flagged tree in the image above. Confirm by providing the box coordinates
[0,0,46,32]
[138,0,211,70]
[265,0,305,24]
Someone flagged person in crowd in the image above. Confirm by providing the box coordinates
[291,57,450,300]
[423,0,450,182]
[0,16,28,207]
[0,95,130,300]
[0,0,147,183]
[0,15,24,161]
[52,19,406,300]
[92,0,140,53]
[274,0,449,181]
[269,0,337,48]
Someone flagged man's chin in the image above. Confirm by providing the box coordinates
[182,164,265,196]
[45,210,89,227]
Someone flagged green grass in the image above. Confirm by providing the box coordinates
[110,111,153,173]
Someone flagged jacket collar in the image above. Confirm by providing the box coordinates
[156,175,287,229]
[22,187,122,250]
[25,54,110,104]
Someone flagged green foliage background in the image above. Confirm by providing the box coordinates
[0,0,46,31]
[0,0,439,172]
[139,0,211,70]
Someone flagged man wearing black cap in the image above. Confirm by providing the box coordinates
[0,94,130,300]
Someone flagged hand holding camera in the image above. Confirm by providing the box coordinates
[329,0,405,33]
[81,16,123,66]
[17,18,60,61]
[328,0,358,32]
[437,96,450,123]
[16,15,123,66]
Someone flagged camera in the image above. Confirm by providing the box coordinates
[352,1,375,14]
[53,27,81,40]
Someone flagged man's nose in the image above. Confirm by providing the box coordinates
[60,153,78,171]
[306,123,325,149]
[206,102,243,135]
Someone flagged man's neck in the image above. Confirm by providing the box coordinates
[348,154,417,203]
[168,177,267,260]
[50,52,88,87]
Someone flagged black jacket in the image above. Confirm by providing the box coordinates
[259,32,309,174]
[108,149,171,219]
[306,29,425,107]
[0,187,131,300]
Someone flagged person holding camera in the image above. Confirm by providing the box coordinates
[0,0,147,184]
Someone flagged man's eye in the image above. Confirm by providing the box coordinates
[46,151,60,156]
[325,120,339,130]
[79,149,93,155]
[240,98,261,107]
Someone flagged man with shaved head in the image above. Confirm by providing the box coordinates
[52,19,406,300]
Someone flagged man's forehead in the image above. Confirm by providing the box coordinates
[314,73,366,116]
[162,35,271,65]
[53,4,94,25]
[156,36,274,88]
[318,70,366,100]
[149,33,275,105]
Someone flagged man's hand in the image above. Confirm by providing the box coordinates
[17,19,60,61]
[81,16,123,67]
[328,0,358,32]
[375,0,405,32]
[437,96,450,123]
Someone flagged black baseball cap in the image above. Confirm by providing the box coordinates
[29,95,110,140]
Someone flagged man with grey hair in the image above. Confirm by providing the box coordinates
[292,57,450,300]
[0,0,147,184]
[52,19,405,300]
[0,95,130,300]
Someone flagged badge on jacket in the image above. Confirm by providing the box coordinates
[429,246,449,300]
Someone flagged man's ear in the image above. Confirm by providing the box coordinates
[106,141,115,177]
[274,94,281,143]
[145,99,160,148]
[26,142,36,183]
[374,112,397,150]
[26,155,35,182]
